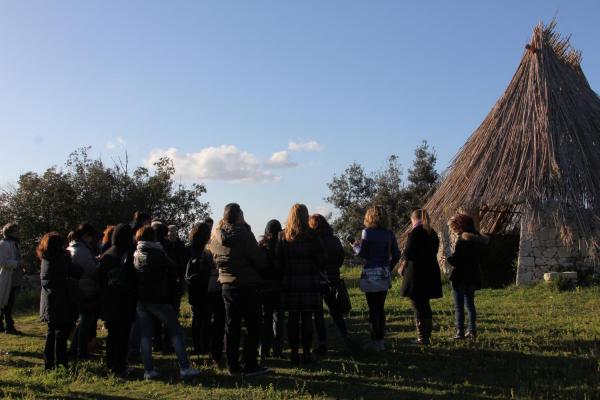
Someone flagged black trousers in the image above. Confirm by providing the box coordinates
[365,291,387,340]
[0,287,17,330]
[207,292,226,362]
[411,297,432,320]
[315,284,348,343]
[260,290,283,356]
[222,284,261,370]
[287,311,313,354]
[105,318,134,374]
[44,322,71,370]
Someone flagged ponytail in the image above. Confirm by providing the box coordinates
[421,209,432,233]
[411,208,432,234]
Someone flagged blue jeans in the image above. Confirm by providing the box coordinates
[452,284,477,333]
[137,303,190,372]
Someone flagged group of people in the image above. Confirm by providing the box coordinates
[0,202,489,380]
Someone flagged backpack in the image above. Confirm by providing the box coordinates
[185,250,210,289]
[106,252,131,291]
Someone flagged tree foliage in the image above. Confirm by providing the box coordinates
[0,147,210,268]
[326,141,439,239]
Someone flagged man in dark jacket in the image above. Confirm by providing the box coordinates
[98,224,137,376]
[210,203,268,376]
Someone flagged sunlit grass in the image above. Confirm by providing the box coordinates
[1,267,599,399]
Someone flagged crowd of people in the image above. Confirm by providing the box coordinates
[0,203,489,380]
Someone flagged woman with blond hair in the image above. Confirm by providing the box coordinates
[400,209,442,345]
[352,205,400,351]
[277,204,326,365]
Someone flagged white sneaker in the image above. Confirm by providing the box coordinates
[180,367,200,379]
[143,370,159,380]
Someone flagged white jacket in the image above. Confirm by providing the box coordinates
[0,239,19,308]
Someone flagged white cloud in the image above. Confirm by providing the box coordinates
[145,145,279,183]
[267,150,298,168]
[288,140,325,152]
[106,136,127,150]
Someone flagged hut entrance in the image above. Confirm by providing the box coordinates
[482,234,520,288]
[477,208,521,288]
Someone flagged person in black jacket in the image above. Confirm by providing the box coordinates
[400,209,442,345]
[277,204,327,365]
[184,222,214,356]
[446,214,489,340]
[38,232,83,370]
[210,203,269,376]
[97,224,137,376]
[257,219,284,359]
[133,226,199,380]
[309,214,350,354]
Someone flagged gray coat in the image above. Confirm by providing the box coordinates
[0,238,20,308]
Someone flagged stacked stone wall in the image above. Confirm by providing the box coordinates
[516,223,598,285]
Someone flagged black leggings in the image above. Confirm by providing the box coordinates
[365,291,387,340]
[287,311,313,354]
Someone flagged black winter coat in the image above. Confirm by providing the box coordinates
[185,245,214,305]
[258,238,282,292]
[321,233,344,282]
[447,232,489,289]
[98,224,137,323]
[39,253,83,325]
[133,241,177,304]
[400,225,443,300]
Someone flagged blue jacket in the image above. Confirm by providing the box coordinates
[355,228,401,270]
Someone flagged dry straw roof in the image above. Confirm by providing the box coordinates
[424,21,600,244]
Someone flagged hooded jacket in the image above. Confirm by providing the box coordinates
[210,223,267,286]
[447,232,490,289]
[134,241,176,303]
[67,240,100,301]
[98,224,138,322]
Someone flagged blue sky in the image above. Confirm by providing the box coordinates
[1,1,599,234]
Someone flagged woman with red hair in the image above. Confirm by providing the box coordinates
[447,213,489,340]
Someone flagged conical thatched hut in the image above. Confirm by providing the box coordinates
[424,21,600,285]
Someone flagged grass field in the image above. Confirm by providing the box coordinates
[1,267,599,399]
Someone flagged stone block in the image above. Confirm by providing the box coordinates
[558,247,572,258]
[546,258,559,267]
[543,247,557,258]
[562,271,578,281]
[544,272,560,282]
[516,271,533,285]
[519,256,535,268]
[519,241,532,254]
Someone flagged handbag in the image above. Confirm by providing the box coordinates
[319,271,352,314]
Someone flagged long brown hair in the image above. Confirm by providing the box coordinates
[36,232,66,260]
[309,214,333,236]
[284,204,309,242]
[411,208,432,233]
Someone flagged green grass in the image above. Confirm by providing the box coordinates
[1,267,599,399]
